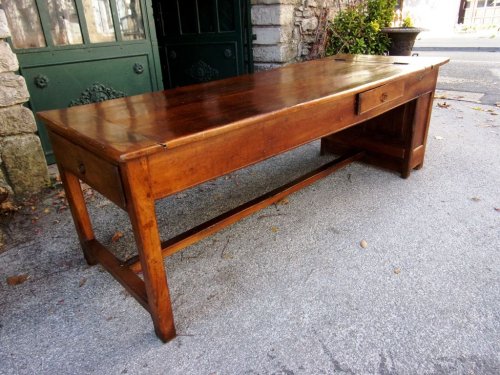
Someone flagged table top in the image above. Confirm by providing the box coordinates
[38,54,449,162]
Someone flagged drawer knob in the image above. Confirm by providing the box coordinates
[380,93,388,102]
[78,163,86,175]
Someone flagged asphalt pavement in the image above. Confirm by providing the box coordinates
[418,51,500,106]
[0,97,499,374]
[414,32,500,106]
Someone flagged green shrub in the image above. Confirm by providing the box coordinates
[367,0,397,28]
[325,0,397,56]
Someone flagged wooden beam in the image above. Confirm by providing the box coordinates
[86,239,149,311]
[126,151,364,273]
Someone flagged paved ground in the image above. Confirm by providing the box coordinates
[0,99,499,374]
[418,51,500,106]
[411,50,500,106]
[415,32,500,106]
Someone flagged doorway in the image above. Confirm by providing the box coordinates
[151,0,254,88]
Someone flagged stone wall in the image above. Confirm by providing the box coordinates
[251,0,337,70]
[0,8,49,197]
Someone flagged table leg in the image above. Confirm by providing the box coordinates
[402,91,435,176]
[59,168,97,265]
[121,157,176,342]
[320,91,436,179]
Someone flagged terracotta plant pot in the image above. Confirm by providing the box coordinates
[381,27,425,56]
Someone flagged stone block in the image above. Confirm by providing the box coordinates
[301,16,319,31]
[1,134,50,195]
[303,9,314,17]
[280,5,296,25]
[0,73,29,107]
[253,43,297,63]
[0,41,18,73]
[0,227,4,248]
[251,0,300,4]
[251,5,295,26]
[0,166,13,196]
[303,34,316,43]
[254,63,283,72]
[253,27,282,45]
[0,105,37,136]
[253,25,294,44]
[0,9,10,39]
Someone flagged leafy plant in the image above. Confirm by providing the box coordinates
[325,0,397,56]
[402,15,413,28]
[366,0,397,28]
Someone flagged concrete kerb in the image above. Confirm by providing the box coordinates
[413,31,500,53]
[414,46,500,52]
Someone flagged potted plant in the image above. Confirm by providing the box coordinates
[325,0,423,57]
[381,12,425,56]
[325,0,397,56]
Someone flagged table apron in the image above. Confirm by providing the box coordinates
[148,69,438,200]
[50,132,127,209]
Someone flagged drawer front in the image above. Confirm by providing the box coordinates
[49,132,126,209]
[357,80,405,115]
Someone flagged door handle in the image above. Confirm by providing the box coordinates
[34,74,49,89]
[133,63,144,74]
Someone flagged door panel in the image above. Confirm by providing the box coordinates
[165,42,238,87]
[2,0,162,163]
[22,55,153,109]
[152,0,253,88]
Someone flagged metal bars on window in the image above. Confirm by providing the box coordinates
[174,0,236,35]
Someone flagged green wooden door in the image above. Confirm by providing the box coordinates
[152,0,253,88]
[2,0,162,164]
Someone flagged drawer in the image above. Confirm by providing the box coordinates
[49,132,126,209]
[357,80,405,115]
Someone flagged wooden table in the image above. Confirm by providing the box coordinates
[38,54,448,342]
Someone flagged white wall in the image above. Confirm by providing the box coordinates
[403,0,462,35]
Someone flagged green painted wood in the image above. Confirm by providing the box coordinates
[108,0,123,42]
[152,0,253,88]
[11,0,162,164]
